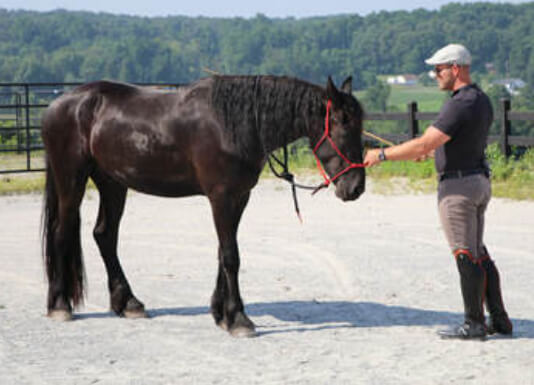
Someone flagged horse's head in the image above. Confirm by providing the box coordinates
[313,76,365,201]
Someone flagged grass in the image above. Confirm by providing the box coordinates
[486,144,534,200]
[0,172,46,195]
[356,84,446,112]
[0,171,97,196]
[387,84,446,111]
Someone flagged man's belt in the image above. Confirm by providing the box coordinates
[438,168,489,182]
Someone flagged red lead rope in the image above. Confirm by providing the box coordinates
[311,100,366,189]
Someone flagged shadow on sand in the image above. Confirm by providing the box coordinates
[77,300,534,339]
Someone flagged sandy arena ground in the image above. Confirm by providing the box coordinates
[0,179,533,385]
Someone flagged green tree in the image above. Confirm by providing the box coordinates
[512,85,534,136]
[362,81,391,112]
[1,3,534,90]
[486,84,511,136]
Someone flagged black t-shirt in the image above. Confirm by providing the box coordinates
[432,84,493,174]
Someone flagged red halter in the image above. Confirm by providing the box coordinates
[312,100,366,187]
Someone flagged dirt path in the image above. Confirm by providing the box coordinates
[1,181,533,384]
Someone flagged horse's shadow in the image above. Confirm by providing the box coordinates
[78,300,534,339]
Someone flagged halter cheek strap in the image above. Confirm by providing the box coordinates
[311,100,366,190]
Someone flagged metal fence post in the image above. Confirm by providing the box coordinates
[24,84,31,170]
[500,98,511,158]
[15,93,23,153]
[408,101,418,138]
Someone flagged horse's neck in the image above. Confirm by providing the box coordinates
[257,80,323,155]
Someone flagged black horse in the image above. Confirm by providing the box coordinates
[41,75,365,337]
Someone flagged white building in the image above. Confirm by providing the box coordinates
[493,78,527,95]
[386,74,418,86]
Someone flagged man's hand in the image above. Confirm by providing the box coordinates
[415,149,435,162]
[364,148,382,167]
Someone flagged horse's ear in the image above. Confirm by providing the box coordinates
[341,76,353,94]
[326,76,341,104]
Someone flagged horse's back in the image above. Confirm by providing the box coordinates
[43,79,223,196]
[41,77,263,197]
[42,80,186,148]
[75,80,140,98]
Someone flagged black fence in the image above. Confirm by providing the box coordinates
[0,82,182,174]
[0,82,533,174]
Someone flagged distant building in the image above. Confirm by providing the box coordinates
[386,74,418,86]
[492,78,527,95]
[485,62,496,75]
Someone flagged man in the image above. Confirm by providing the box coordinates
[364,44,513,340]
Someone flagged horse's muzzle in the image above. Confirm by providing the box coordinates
[335,177,365,201]
[337,185,365,201]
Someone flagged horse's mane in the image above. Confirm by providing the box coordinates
[210,75,325,157]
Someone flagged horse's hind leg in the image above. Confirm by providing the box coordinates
[209,190,255,337]
[91,169,146,318]
[44,161,89,321]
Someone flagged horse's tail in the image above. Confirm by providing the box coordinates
[41,157,86,308]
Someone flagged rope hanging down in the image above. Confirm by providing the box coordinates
[266,146,319,223]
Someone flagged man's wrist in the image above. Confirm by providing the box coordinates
[378,148,387,162]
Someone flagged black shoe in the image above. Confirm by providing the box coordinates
[480,257,513,335]
[438,321,487,340]
[488,313,513,335]
[439,253,488,340]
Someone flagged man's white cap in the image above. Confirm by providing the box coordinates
[425,44,472,66]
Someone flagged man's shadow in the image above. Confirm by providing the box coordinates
[78,300,534,339]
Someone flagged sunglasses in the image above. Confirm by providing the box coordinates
[434,66,452,75]
[434,64,458,75]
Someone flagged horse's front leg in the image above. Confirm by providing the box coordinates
[210,260,227,328]
[209,190,255,337]
[91,170,146,318]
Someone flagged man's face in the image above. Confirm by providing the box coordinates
[434,64,456,90]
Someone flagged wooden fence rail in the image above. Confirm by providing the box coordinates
[365,100,534,155]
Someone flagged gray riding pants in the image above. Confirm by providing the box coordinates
[437,174,491,259]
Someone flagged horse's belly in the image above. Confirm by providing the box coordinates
[91,119,204,196]
[104,166,203,197]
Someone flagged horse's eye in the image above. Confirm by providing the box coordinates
[332,114,349,125]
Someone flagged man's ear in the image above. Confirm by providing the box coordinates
[341,76,353,94]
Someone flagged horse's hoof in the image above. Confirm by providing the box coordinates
[229,325,257,338]
[122,309,148,319]
[47,310,73,322]
[216,318,229,331]
[117,297,147,319]
[227,312,256,337]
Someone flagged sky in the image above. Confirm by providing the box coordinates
[0,0,531,18]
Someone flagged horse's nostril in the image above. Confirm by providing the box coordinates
[350,184,365,200]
